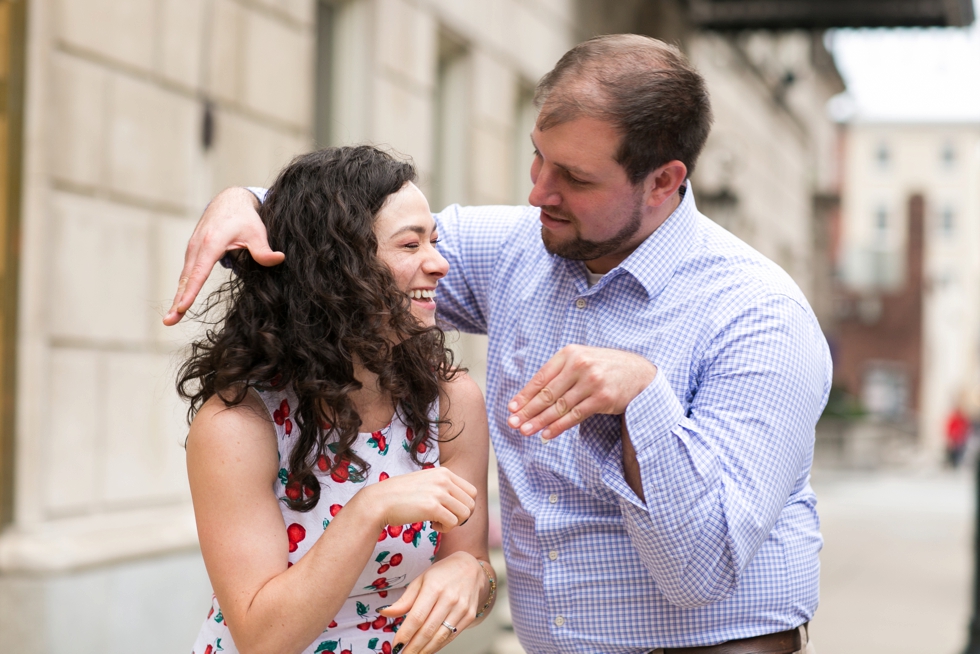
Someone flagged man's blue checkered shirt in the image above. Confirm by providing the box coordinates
[434,185,831,653]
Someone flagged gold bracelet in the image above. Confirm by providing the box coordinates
[475,559,497,618]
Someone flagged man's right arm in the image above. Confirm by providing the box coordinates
[164,187,284,325]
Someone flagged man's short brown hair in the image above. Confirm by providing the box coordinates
[534,34,713,184]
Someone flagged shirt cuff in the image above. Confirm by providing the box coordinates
[600,369,685,507]
[245,186,268,204]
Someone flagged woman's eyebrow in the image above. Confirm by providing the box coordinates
[389,225,431,237]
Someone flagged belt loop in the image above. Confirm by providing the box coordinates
[798,622,809,648]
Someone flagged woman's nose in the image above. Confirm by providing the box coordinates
[426,249,449,278]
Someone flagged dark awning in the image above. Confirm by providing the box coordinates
[689,0,976,30]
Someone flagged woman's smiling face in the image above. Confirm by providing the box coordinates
[373,182,449,327]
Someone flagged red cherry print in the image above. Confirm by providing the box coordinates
[402,529,416,543]
[287,523,306,552]
[317,455,330,472]
[331,456,351,483]
[422,462,435,469]
[379,472,389,482]
[372,615,387,630]
[417,441,427,454]
[378,529,387,542]
[378,590,388,598]
[328,620,338,628]
[406,427,414,444]
[411,522,424,531]
[330,504,343,517]
[357,622,371,631]
[377,563,390,574]
[383,625,394,632]
[204,646,213,654]
[382,642,392,654]
[287,561,293,568]
[284,418,293,435]
[304,485,314,498]
[280,399,290,418]
[389,553,403,566]
[273,409,284,425]
[285,480,301,501]
[342,650,352,654]
[386,524,403,537]
[207,606,214,619]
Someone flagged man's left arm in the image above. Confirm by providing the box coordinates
[508,294,831,608]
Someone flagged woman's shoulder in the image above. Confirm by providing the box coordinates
[187,389,278,460]
[439,372,486,420]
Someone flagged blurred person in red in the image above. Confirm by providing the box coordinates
[946,406,971,468]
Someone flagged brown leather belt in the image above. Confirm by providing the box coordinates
[659,623,807,654]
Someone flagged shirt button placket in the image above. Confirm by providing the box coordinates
[554,616,565,627]
[575,298,587,309]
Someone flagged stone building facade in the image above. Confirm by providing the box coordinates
[0,1,850,652]
[834,121,980,453]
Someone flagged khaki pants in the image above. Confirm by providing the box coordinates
[649,624,814,654]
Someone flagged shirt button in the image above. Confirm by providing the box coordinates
[549,493,558,504]
[548,550,558,560]
[554,616,565,627]
[575,298,587,309]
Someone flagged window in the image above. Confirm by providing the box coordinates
[875,142,890,171]
[874,205,888,238]
[940,205,955,235]
[940,141,956,169]
[431,31,470,212]
[512,83,537,205]
[315,0,371,147]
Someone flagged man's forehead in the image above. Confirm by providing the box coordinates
[531,116,624,172]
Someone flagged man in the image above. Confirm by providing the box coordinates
[166,35,828,654]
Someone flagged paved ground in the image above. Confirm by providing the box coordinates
[452,463,977,654]
[809,465,974,654]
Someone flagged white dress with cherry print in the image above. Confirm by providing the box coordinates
[191,388,441,654]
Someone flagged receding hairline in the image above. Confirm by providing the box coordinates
[534,35,690,129]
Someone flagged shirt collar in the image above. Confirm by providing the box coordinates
[593,181,699,299]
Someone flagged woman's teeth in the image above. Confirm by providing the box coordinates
[409,289,435,300]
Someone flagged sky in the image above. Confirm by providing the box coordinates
[828,0,980,123]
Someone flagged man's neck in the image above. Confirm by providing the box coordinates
[585,190,683,274]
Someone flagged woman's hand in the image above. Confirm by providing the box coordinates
[378,552,490,654]
[357,466,477,533]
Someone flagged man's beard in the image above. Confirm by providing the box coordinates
[539,199,644,262]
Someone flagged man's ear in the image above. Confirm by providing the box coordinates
[642,160,688,208]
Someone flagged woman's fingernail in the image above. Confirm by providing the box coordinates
[375,604,391,613]
[460,517,469,526]
[392,644,404,654]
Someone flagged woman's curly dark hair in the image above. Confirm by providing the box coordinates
[178,145,460,511]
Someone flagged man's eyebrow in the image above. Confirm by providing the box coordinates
[529,133,594,179]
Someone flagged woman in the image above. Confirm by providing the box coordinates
[179,146,495,654]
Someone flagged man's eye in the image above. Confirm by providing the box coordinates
[430,237,440,245]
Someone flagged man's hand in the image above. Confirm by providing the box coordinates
[163,187,284,326]
[507,345,657,440]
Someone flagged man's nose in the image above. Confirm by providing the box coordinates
[528,167,560,208]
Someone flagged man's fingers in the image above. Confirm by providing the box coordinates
[507,373,576,432]
[517,385,591,438]
[247,243,286,267]
[507,352,567,414]
[540,396,604,440]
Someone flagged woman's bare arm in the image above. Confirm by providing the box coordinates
[381,373,495,654]
[187,391,476,654]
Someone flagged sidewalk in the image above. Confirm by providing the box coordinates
[456,463,975,654]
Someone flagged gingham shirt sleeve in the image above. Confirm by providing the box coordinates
[604,294,830,608]
[434,204,527,334]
